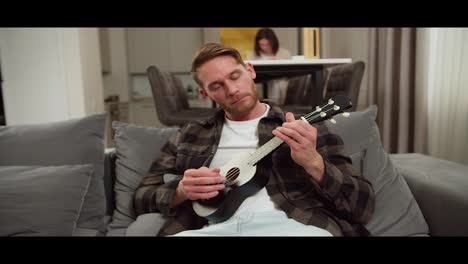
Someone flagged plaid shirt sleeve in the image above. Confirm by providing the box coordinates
[313,124,375,225]
[133,131,182,217]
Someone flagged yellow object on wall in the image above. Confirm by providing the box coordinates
[220,28,261,59]
[303,28,320,59]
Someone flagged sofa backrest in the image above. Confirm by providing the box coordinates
[0,113,108,235]
[103,105,430,236]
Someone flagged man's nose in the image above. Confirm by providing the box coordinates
[225,82,239,96]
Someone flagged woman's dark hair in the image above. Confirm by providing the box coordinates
[254,28,279,57]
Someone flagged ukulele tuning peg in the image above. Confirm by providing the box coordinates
[316,106,322,111]
[328,99,334,105]
[330,118,337,124]
[333,105,340,111]
[342,112,350,117]
[320,112,327,117]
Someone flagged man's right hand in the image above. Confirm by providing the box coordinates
[171,167,226,207]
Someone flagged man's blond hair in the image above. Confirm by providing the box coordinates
[191,43,245,88]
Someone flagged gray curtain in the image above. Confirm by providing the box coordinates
[366,28,428,154]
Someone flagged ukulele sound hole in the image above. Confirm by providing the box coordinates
[225,167,240,185]
[199,167,240,206]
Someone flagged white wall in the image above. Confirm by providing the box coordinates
[0,28,69,124]
[272,27,299,56]
[102,28,130,102]
[321,28,370,111]
[202,28,220,44]
[200,28,298,55]
[0,28,104,125]
[79,28,104,115]
[62,28,86,118]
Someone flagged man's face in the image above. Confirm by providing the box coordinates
[197,55,258,117]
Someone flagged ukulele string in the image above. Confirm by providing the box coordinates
[224,168,239,182]
[246,103,339,165]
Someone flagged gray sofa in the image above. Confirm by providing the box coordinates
[1,106,467,236]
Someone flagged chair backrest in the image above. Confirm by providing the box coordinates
[169,74,190,110]
[323,61,365,111]
[283,74,312,106]
[147,65,184,125]
[147,66,218,127]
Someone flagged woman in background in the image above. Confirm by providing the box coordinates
[246,28,291,105]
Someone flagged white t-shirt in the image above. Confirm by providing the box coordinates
[208,104,281,222]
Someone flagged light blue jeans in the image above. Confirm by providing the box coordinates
[171,210,333,237]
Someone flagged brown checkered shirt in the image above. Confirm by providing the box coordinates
[134,101,375,236]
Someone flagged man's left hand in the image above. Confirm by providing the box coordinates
[272,112,325,183]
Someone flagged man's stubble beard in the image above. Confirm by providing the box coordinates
[223,82,259,116]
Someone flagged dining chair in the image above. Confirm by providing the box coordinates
[147,66,218,127]
[322,61,365,112]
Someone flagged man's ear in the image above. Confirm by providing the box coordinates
[246,62,256,80]
[199,88,208,97]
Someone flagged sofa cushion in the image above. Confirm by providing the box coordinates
[0,165,93,236]
[0,113,107,231]
[330,105,429,236]
[390,153,468,236]
[125,213,169,236]
[107,121,178,234]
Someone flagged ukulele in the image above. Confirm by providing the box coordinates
[192,95,352,222]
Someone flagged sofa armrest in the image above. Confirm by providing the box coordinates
[390,153,468,236]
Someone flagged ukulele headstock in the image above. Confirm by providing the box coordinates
[301,95,352,125]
